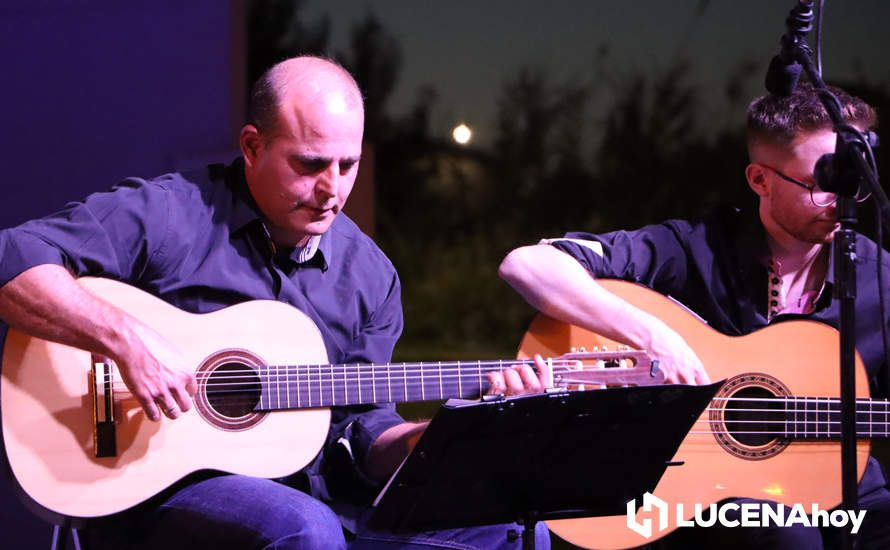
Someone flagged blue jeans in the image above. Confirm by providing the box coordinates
[91,474,550,549]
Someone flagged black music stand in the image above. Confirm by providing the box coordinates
[370,383,720,549]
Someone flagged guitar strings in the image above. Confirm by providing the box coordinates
[98,359,652,392]
[98,358,627,381]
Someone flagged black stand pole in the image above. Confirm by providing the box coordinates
[521,514,539,550]
[834,193,860,520]
[783,13,888,549]
[506,514,540,550]
[522,519,538,550]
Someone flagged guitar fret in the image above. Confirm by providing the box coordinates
[258,365,266,410]
[881,399,890,437]
[343,363,348,405]
[815,397,820,438]
[783,396,788,437]
[269,365,280,407]
[478,360,482,396]
[285,364,290,409]
[833,398,841,438]
[881,400,888,437]
[457,361,463,397]
[357,363,362,403]
[808,397,819,439]
[869,398,874,438]
[280,364,285,409]
[275,365,286,409]
[420,361,425,400]
[807,397,812,438]
[810,397,815,438]
[372,363,376,403]
[327,364,332,407]
[438,361,443,399]
[387,362,392,402]
[802,397,807,438]
[281,365,286,409]
[296,365,301,408]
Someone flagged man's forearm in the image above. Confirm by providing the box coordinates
[499,244,663,349]
[365,421,429,481]
[0,264,134,360]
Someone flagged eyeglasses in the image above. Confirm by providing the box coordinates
[764,165,870,207]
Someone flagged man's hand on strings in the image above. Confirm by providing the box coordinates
[485,354,552,396]
[115,318,197,422]
[644,323,710,385]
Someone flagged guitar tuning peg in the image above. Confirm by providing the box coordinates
[592,346,599,352]
[579,346,587,352]
[570,347,577,353]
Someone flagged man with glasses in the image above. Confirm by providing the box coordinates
[498,83,890,547]
[763,164,869,208]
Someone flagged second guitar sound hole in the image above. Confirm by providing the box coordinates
[724,387,783,447]
[205,362,262,418]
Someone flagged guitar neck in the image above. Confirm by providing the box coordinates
[739,396,890,440]
[255,359,522,410]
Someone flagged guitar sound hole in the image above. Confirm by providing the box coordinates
[205,362,262,418]
[724,387,783,446]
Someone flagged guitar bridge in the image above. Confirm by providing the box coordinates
[91,355,117,458]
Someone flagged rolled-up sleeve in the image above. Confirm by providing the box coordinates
[545,221,694,295]
[0,178,169,287]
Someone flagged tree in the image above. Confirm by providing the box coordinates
[246,0,330,87]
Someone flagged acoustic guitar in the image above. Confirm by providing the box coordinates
[0,277,659,522]
[517,279,880,549]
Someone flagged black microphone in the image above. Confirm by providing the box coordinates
[764,0,815,96]
[815,131,879,194]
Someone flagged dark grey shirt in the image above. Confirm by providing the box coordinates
[0,158,405,522]
[550,207,890,495]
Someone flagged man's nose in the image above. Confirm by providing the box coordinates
[315,164,339,199]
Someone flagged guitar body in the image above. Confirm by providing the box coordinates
[518,279,870,550]
[1,278,331,521]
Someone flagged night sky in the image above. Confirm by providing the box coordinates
[304,0,890,144]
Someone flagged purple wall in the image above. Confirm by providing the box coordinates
[0,1,242,544]
[0,0,242,228]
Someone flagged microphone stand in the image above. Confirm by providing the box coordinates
[783,15,888,549]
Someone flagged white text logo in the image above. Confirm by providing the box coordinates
[625,493,867,538]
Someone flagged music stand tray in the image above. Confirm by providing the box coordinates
[370,383,719,535]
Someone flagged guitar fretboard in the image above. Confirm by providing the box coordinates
[723,396,890,439]
[255,361,514,410]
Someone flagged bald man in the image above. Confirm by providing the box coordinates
[0,57,549,549]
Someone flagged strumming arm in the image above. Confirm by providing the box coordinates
[499,244,709,384]
[0,264,195,420]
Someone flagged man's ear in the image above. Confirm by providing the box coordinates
[240,125,262,167]
[745,163,770,198]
